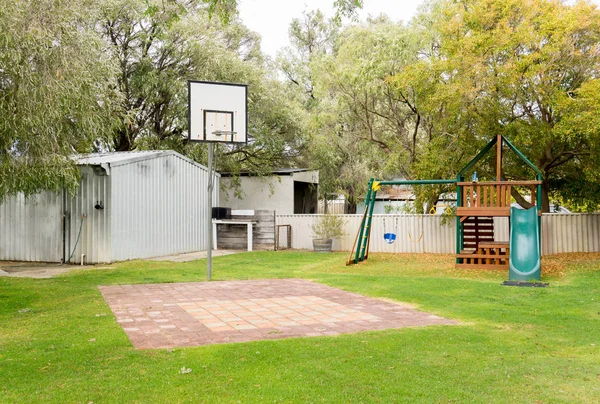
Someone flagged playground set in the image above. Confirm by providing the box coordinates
[348,135,543,282]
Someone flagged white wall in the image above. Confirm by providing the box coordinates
[292,170,319,184]
[220,176,295,215]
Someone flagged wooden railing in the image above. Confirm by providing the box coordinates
[456,181,541,217]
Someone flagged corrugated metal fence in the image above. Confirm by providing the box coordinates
[542,214,600,254]
[276,214,456,253]
[277,213,600,255]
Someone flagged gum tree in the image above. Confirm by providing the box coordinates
[407,0,600,211]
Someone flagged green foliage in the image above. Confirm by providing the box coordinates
[550,78,600,211]
[285,15,426,211]
[332,0,364,22]
[201,0,237,23]
[0,0,361,200]
[0,0,117,199]
[314,18,422,175]
[311,214,346,239]
[101,0,306,181]
[402,0,600,211]
[289,0,600,212]
[5,0,600,213]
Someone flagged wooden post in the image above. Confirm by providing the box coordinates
[483,186,488,207]
[496,134,502,181]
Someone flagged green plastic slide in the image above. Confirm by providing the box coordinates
[509,206,541,281]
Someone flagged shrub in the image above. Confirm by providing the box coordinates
[311,214,346,239]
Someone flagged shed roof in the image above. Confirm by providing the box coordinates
[73,150,171,166]
[72,150,213,174]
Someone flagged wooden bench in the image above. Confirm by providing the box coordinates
[456,241,510,270]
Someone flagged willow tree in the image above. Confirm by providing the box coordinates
[0,0,363,200]
[0,0,117,199]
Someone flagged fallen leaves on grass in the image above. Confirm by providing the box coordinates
[542,253,600,278]
[343,253,600,280]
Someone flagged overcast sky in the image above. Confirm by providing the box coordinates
[238,0,424,58]
[239,0,600,58]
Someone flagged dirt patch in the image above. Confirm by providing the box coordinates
[0,261,113,279]
[148,250,240,262]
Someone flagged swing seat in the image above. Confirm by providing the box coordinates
[384,233,396,244]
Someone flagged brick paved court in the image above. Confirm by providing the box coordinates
[99,279,457,349]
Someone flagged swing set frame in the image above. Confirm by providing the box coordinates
[347,135,543,268]
[347,178,456,265]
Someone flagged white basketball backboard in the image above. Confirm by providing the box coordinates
[188,80,248,143]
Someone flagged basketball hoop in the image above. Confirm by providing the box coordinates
[188,81,247,144]
[212,130,237,138]
[187,80,247,281]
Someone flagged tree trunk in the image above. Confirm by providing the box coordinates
[424,194,439,215]
[323,197,328,214]
[345,191,357,214]
[346,200,357,214]
[541,176,551,213]
[114,129,133,151]
[510,188,534,209]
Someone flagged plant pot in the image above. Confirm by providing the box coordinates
[313,238,333,252]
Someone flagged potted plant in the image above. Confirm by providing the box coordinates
[311,214,345,252]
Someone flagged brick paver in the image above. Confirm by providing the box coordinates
[99,279,457,349]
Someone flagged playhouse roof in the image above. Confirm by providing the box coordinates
[458,135,542,177]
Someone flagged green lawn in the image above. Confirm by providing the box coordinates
[1,252,599,403]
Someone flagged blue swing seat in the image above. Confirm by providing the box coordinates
[383,233,396,244]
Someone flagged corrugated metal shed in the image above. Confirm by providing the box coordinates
[0,150,218,263]
[108,151,218,261]
[0,192,63,261]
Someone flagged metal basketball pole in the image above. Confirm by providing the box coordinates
[207,142,214,281]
